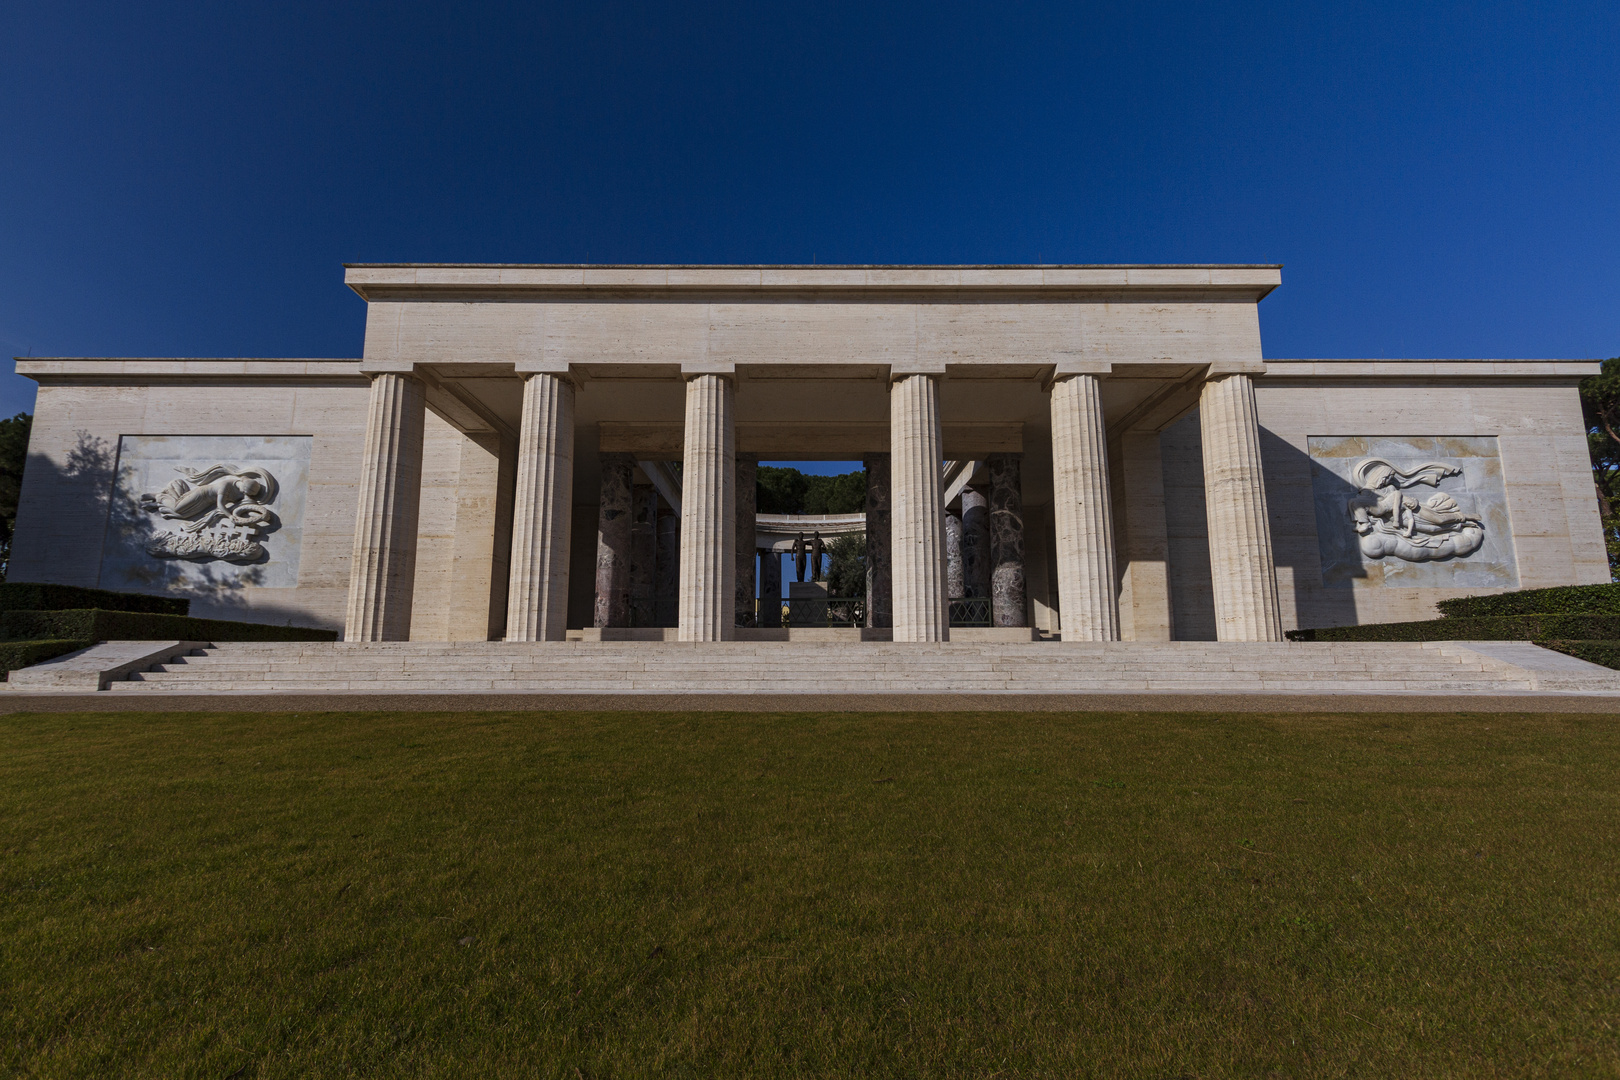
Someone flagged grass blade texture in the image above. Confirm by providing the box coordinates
[2,709,1618,1077]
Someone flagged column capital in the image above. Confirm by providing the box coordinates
[1205,360,1267,377]
[889,361,947,382]
[1044,361,1112,391]
[682,361,736,380]
[358,358,421,377]
[515,359,581,386]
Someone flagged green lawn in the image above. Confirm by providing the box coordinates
[3,709,1619,1078]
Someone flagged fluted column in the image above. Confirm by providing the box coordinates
[1199,372,1283,641]
[1049,373,1119,641]
[503,371,575,641]
[890,373,948,642]
[678,372,736,641]
[734,454,758,627]
[345,371,428,641]
[863,453,892,629]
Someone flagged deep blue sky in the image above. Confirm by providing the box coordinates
[3,1,1617,420]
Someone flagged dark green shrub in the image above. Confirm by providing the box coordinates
[1535,640,1620,671]
[0,583,188,616]
[1435,583,1620,619]
[0,609,336,643]
[0,639,94,678]
[1286,613,1620,643]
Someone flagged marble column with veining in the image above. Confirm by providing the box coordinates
[1199,372,1284,641]
[961,486,991,599]
[678,372,736,641]
[629,484,657,628]
[889,373,948,642]
[655,506,680,627]
[944,509,965,599]
[345,371,427,642]
[1049,373,1120,641]
[503,371,574,642]
[593,452,634,628]
[734,453,758,627]
[758,546,782,627]
[862,453,892,629]
[988,452,1027,627]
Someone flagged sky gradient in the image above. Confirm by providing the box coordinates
[2,1,1616,421]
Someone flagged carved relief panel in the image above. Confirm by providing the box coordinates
[1307,436,1518,588]
[99,435,312,592]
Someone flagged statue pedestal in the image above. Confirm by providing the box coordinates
[788,581,828,627]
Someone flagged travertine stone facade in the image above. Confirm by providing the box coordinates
[678,372,736,642]
[9,265,1606,645]
[345,372,427,642]
[890,373,948,642]
[1049,373,1120,641]
[1198,373,1284,642]
[505,371,575,641]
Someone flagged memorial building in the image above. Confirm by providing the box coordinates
[9,264,1608,647]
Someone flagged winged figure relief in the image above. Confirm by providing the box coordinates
[1345,458,1484,562]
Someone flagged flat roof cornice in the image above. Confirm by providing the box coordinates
[343,263,1283,301]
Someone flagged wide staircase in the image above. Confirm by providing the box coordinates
[102,639,1620,695]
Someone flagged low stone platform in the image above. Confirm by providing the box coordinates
[3,640,1617,711]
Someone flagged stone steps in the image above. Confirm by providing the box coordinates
[88,638,1620,696]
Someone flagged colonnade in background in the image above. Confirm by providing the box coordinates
[343,364,1283,644]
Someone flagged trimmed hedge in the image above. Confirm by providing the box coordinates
[1436,583,1620,619]
[1536,640,1620,671]
[0,583,190,616]
[0,639,95,678]
[1287,613,1620,643]
[0,609,337,644]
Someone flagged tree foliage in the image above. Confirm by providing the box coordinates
[756,466,866,514]
[826,533,866,598]
[1578,359,1620,578]
[0,412,31,581]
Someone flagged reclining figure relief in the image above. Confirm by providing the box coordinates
[1346,458,1485,562]
[137,464,279,563]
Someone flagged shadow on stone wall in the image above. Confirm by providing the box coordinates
[11,431,332,630]
[1161,412,1358,639]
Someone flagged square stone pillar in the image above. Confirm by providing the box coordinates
[630,485,657,628]
[504,370,575,641]
[655,506,680,627]
[889,371,948,641]
[758,545,782,627]
[678,370,736,641]
[1115,431,1173,641]
[593,452,635,628]
[1199,371,1283,641]
[345,370,427,642]
[735,453,758,627]
[1049,370,1120,641]
[862,453,892,629]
